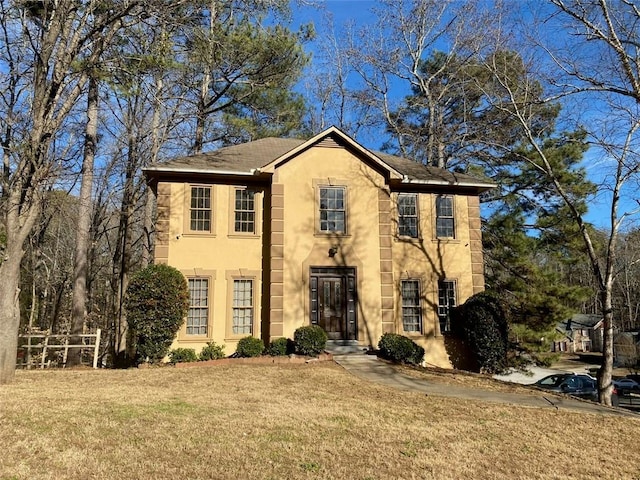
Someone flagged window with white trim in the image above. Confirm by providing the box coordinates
[187,278,209,335]
[319,186,346,233]
[437,280,456,333]
[435,195,455,238]
[232,279,253,335]
[401,280,422,333]
[398,193,418,238]
[190,186,212,232]
[234,188,256,233]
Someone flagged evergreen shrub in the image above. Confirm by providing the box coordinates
[268,337,290,356]
[236,336,265,357]
[169,348,198,364]
[124,264,190,364]
[199,341,225,361]
[378,333,425,365]
[450,291,509,374]
[293,325,328,356]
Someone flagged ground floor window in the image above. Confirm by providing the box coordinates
[187,278,209,335]
[232,279,253,335]
[437,280,456,334]
[401,279,422,333]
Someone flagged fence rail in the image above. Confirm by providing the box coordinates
[17,330,101,369]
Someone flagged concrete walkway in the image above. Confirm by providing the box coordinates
[334,353,639,418]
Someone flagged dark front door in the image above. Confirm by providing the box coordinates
[310,267,357,340]
[318,276,346,340]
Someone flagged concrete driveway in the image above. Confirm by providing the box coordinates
[334,354,639,418]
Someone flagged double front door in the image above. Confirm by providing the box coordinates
[310,267,357,340]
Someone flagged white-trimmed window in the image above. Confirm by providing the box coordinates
[437,280,456,333]
[234,188,256,233]
[190,186,212,232]
[232,279,253,335]
[401,280,422,333]
[435,195,455,238]
[187,278,209,335]
[319,186,346,233]
[398,193,418,238]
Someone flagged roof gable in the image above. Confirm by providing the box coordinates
[144,126,495,192]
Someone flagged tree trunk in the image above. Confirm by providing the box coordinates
[598,286,615,405]
[0,250,22,383]
[68,76,98,367]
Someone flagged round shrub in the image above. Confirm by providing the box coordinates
[294,325,328,356]
[268,337,290,356]
[199,341,225,361]
[236,336,265,357]
[378,333,425,365]
[169,348,197,364]
[124,264,189,364]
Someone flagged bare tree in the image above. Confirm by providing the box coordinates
[0,0,146,383]
[480,0,640,405]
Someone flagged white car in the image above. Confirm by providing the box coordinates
[613,378,640,391]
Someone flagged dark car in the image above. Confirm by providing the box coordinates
[533,373,619,406]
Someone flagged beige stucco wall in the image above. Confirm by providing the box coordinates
[162,182,265,355]
[157,143,484,367]
[273,146,387,349]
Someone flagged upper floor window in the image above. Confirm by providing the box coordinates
[319,186,346,233]
[234,189,255,233]
[398,193,418,238]
[437,280,456,334]
[187,278,209,335]
[190,186,212,232]
[232,279,254,335]
[401,279,422,333]
[436,195,455,238]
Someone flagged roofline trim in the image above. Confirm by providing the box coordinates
[398,176,497,189]
[143,165,263,177]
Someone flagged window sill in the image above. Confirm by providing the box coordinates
[182,232,216,238]
[432,238,459,244]
[177,336,211,342]
[227,233,260,239]
[314,232,351,238]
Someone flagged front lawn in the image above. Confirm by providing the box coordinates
[1,363,638,479]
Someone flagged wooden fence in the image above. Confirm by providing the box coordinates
[17,330,102,369]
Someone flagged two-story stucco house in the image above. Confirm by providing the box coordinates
[144,126,494,367]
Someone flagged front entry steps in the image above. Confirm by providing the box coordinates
[325,340,370,356]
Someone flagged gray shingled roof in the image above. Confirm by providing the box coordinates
[147,136,494,188]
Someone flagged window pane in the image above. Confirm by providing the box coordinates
[435,195,454,238]
[438,281,456,333]
[401,280,421,332]
[234,189,255,233]
[319,187,346,233]
[187,278,208,335]
[190,186,212,232]
[398,193,418,238]
[233,279,253,335]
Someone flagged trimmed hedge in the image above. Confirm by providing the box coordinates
[124,264,190,364]
[199,341,225,361]
[268,337,290,356]
[294,325,328,356]
[169,348,198,364]
[378,333,425,365]
[236,336,265,357]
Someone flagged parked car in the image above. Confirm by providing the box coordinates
[614,378,640,392]
[533,373,619,406]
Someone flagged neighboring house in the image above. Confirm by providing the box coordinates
[144,127,494,368]
[613,332,640,367]
[552,314,605,353]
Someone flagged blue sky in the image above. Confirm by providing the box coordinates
[287,1,637,230]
